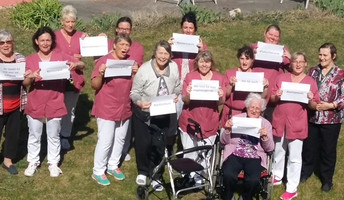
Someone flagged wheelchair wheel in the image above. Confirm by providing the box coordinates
[136,185,148,200]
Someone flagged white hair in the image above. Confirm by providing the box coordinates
[244,93,266,112]
[0,29,13,42]
[61,5,77,20]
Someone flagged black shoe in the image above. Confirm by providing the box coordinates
[321,183,332,192]
[1,162,18,174]
[300,176,309,183]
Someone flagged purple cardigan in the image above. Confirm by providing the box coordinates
[220,112,274,169]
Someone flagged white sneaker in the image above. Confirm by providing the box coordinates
[48,164,62,177]
[151,180,164,192]
[24,163,38,177]
[136,174,147,185]
[124,154,131,161]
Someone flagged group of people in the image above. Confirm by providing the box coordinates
[0,4,343,200]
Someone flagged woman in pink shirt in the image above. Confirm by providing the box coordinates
[178,50,224,185]
[270,52,319,199]
[90,33,138,186]
[220,45,269,128]
[54,5,88,150]
[23,26,84,178]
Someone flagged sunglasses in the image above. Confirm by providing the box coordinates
[0,41,13,45]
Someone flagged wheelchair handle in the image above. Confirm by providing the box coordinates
[188,118,206,144]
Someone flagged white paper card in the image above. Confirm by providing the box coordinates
[0,62,25,80]
[39,61,70,80]
[104,59,134,78]
[232,116,262,138]
[150,94,176,116]
[171,33,200,54]
[235,71,264,92]
[280,82,310,104]
[190,80,219,101]
[255,41,284,63]
[80,36,108,57]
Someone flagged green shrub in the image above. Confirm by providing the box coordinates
[10,0,62,29]
[90,13,121,32]
[314,0,344,17]
[179,3,222,24]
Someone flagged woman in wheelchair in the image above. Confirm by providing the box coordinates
[221,93,274,200]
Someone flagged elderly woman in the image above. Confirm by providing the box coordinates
[221,93,274,200]
[301,43,344,192]
[0,29,27,174]
[54,5,88,150]
[90,33,137,186]
[178,50,225,185]
[23,26,84,177]
[220,45,269,127]
[270,52,319,199]
[250,24,291,121]
[130,40,180,191]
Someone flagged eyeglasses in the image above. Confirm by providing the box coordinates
[0,40,13,45]
[291,61,306,65]
[117,28,131,32]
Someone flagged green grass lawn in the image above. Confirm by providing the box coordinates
[1,7,344,200]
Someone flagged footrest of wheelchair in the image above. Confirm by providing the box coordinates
[237,169,268,179]
[170,158,204,174]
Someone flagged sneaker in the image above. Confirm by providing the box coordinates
[321,183,332,192]
[92,173,110,186]
[272,176,282,185]
[280,191,297,200]
[124,154,131,161]
[24,163,38,177]
[107,168,125,180]
[136,174,147,185]
[48,164,62,177]
[151,180,164,192]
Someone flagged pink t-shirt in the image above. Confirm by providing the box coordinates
[25,50,73,118]
[172,41,207,80]
[107,39,143,66]
[91,53,132,121]
[220,68,267,127]
[178,70,225,138]
[54,29,85,90]
[271,73,320,139]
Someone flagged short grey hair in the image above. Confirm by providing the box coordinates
[0,29,13,42]
[61,5,77,20]
[244,93,266,112]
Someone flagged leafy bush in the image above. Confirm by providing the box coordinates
[179,3,222,24]
[314,0,344,17]
[10,0,62,29]
[90,13,121,32]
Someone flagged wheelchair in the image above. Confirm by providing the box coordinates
[209,129,274,200]
[136,118,220,200]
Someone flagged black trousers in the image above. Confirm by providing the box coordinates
[301,122,341,185]
[0,108,21,159]
[222,154,262,200]
[133,114,169,178]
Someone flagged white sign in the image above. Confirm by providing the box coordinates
[149,94,176,116]
[0,62,25,80]
[39,61,70,80]
[104,59,134,78]
[235,71,264,92]
[171,33,200,54]
[190,80,219,101]
[280,82,310,104]
[80,36,108,57]
[232,116,262,138]
[255,41,284,63]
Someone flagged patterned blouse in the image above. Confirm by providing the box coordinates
[307,65,344,124]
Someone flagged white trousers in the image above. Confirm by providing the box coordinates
[60,91,79,138]
[27,115,62,165]
[273,133,303,193]
[122,117,131,156]
[180,129,216,173]
[93,117,129,175]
